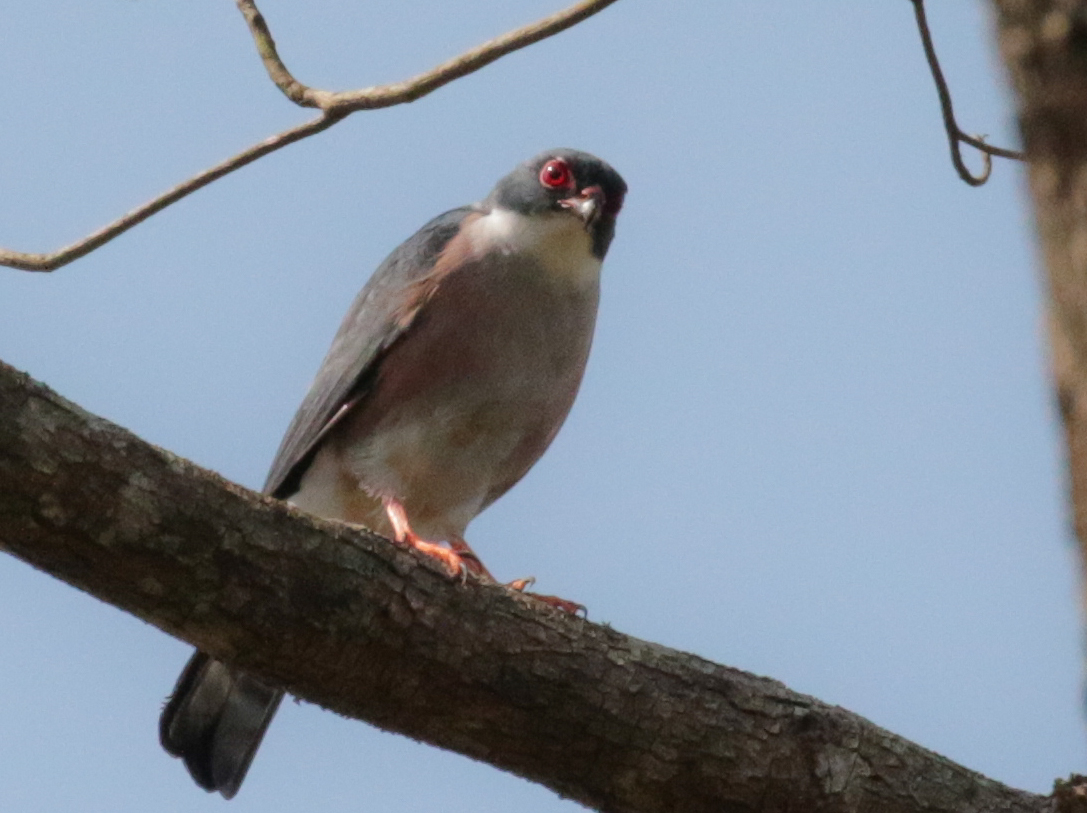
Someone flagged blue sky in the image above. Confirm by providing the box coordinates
[0,2,1080,811]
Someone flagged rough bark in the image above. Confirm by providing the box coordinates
[0,359,1054,812]
[992,1,1087,595]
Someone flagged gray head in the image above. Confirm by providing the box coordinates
[485,149,627,259]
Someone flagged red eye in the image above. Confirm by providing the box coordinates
[539,158,572,188]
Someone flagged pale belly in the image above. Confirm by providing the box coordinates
[302,254,600,541]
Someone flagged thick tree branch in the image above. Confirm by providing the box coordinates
[0,358,1056,813]
[0,0,619,272]
[910,0,1024,186]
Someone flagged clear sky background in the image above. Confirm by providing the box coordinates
[0,2,1079,811]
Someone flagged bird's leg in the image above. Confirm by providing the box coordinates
[382,498,466,579]
[380,503,581,612]
[448,537,585,615]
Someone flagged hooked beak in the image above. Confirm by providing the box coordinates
[558,185,605,230]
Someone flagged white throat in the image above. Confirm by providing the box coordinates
[466,207,602,288]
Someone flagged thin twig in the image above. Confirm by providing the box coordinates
[235,0,621,113]
[1,0,620,272]
[909,0,1024,187]
[0,114,342,272]
[235,0,330,109]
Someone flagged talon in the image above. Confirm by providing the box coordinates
[449,536,494,580]
[527,594,586,616]
[507,577,536,592]
[506,577,583,615]
[408,538,466,580]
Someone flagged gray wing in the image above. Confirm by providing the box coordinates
[263,205,476,498]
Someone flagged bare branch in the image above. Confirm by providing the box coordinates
[235,0,328,109]
[0,358,1060,813]
[910,0,1024,186]
[0,0,619,272]
[0,114,342,272]
[236,0,622,113]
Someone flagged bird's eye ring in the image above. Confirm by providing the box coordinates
[539,158,573,189]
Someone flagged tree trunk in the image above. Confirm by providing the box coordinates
[992,0,1087,596]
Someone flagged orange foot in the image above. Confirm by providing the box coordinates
[507,577,586,616]
[383,498,466,580]
[449,537,496,581]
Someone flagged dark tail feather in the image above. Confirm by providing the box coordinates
[160,650,284,799]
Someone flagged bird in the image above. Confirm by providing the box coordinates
[158,148,627,798]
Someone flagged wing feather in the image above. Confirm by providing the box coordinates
[262,206,476,498]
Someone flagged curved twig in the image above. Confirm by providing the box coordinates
[1,0,620,272]
[237,0,621,113]
[909,0,1024,187]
